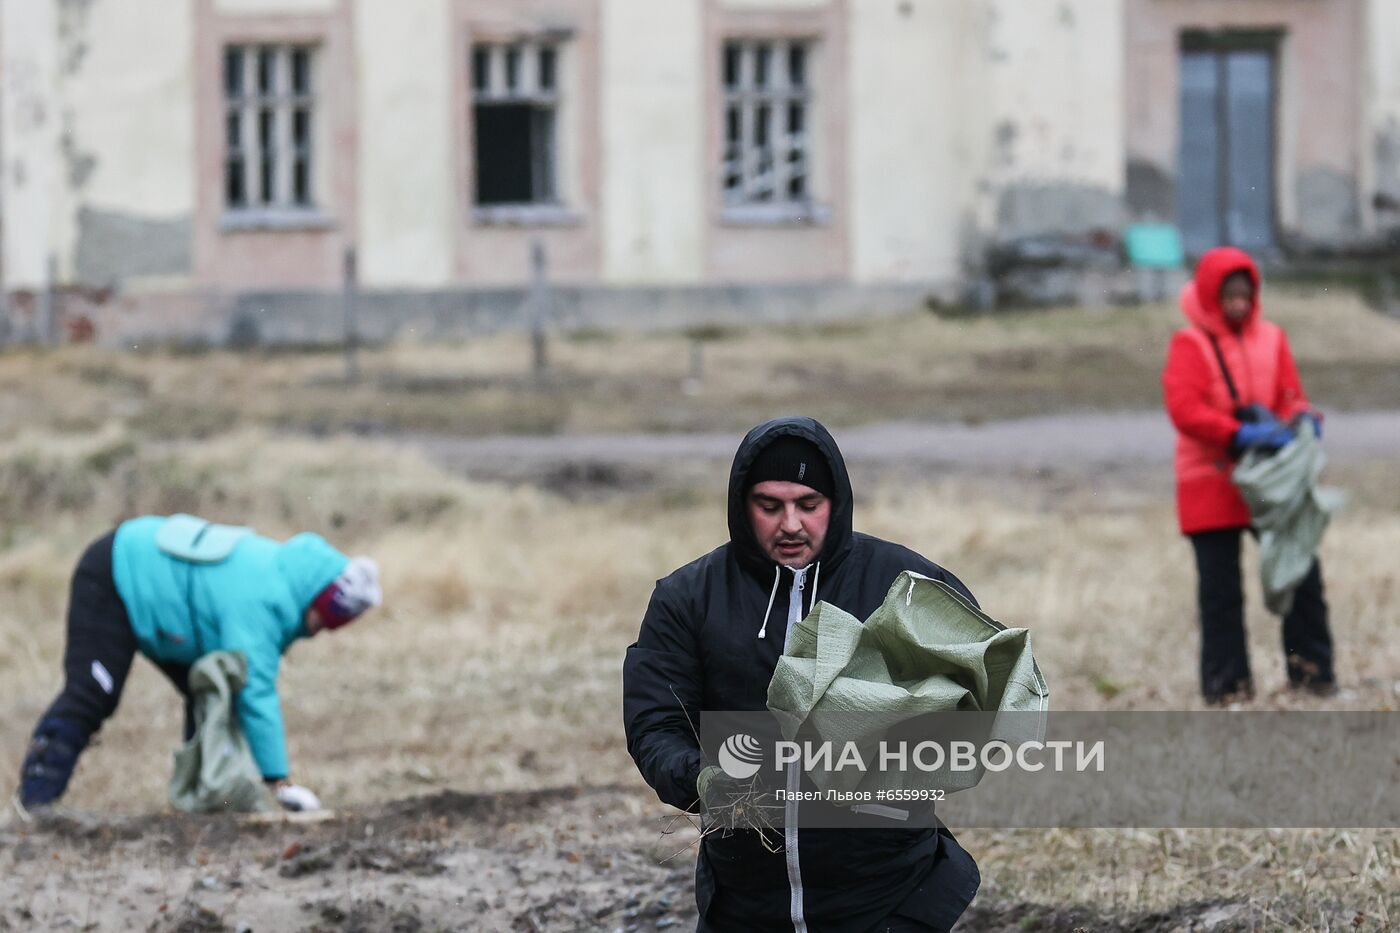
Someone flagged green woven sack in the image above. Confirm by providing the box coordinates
[768,571,1048,795]
[1233,424,1345,615]
[169,651,275,813]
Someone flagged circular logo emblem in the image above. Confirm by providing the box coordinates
[718,733,764,779]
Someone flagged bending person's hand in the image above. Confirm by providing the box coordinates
[271,780,322,812]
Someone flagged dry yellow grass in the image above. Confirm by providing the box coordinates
[0,423,1396,923]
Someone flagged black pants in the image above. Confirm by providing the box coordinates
[39,532,193,752]
[1189,527,1334,700]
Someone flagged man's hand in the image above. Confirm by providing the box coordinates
[696,765,728,815]
[268,779,322,812]
[697,765,778,831]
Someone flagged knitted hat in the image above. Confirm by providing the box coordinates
[312,557,382,631]
[744,435,834,498]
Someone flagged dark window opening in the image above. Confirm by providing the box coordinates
[224,48,242,98]
[505,46,521,91]
[538,46,557,91]
[475,104,555,205]
[788,45,806,88]
[292,107,312,206]
[226,155,246,207]
[257,46,275,94]
[258,108,275,202]
[472,45,491,92]
[723,42,741,89]
[291,47,311,94]
[787,152,805,199]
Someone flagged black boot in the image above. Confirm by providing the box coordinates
[18,717,89,808]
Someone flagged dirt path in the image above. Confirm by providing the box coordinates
[412,409,1400,483]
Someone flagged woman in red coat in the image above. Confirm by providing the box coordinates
[1162,246,1334,703]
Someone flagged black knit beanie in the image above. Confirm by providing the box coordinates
[745,436,834,498]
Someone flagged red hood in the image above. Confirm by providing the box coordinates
[1179,246,1261,337]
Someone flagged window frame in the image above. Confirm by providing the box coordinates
[220,42,332,230]
[719,36,828,226]
[469,37,579,225]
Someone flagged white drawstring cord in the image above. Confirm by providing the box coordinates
[757,565,782,639]
[808,561,822,616]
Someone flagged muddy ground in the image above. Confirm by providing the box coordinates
[1,787,695,933]
[0,786,1336,933]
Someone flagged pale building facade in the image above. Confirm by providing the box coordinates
[0,0,1396,344]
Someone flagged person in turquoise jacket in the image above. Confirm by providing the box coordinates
[15,514,381,815]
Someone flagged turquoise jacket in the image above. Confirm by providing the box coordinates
[112,515,348,779]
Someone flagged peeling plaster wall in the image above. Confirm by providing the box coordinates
[354,0,454,287]
[75,208,191,283]
[849,0,973,283]
[62,0,195,285]
[1,0,60,288]
[600,0,704,284]
[1297,167,1359,243]
[979,0,1126,240]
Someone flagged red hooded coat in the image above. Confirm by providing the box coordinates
[1162,247,1312,534]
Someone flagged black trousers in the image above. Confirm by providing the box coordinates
[40,532,194,745]
[1189,527,1334,700]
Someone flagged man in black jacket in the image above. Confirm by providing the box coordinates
[623,417,980,932]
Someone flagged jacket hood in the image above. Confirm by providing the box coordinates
[1183,246,1261,336]
[276,532,350,613]
[727,417,854,576]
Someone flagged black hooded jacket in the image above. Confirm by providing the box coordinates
[623,417,981,932]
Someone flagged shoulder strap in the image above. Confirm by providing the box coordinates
[1203,333,1240,404]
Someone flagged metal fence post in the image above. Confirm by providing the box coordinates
[529,238,549,378]
[41,254,57,346]
[343,245,359,383]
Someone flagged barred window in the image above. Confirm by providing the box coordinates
[472,42,560,206]
[224,44,316,212]
[722,39,811,206]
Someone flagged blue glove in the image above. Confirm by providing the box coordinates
[1235,403,1280,427]
[1234,421,1295,452]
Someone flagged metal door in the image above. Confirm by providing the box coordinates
[1178,39,1278,256]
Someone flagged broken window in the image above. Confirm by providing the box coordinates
[472,42,560,206]
[224,44,316,212]
[722,39,811,206]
